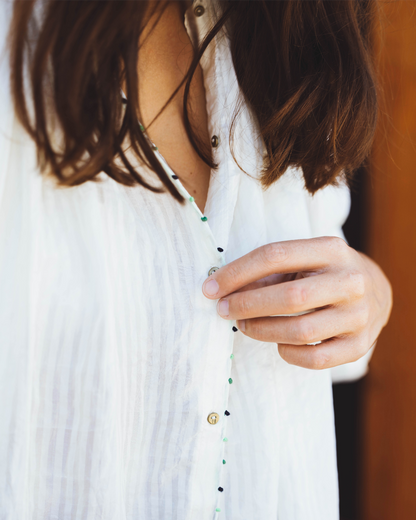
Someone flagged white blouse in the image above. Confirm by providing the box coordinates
[0,1,374,519]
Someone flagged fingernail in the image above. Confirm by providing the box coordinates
[237,320,245,332]
[203,278,219,297]
[218,299,229,317]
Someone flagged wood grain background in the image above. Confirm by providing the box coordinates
[361,2,416,518]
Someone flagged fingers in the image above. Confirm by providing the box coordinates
[233,273,297,293]
[277,334,370,370]
[217,270,365,320]
[202,236,351,300]
[238,306,365,344]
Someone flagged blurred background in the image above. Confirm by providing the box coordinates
[334,2,416,519]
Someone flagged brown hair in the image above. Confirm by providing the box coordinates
[7,0,378,202]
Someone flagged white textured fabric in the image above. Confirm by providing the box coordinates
[0,1,373,519]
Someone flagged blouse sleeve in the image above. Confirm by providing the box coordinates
[305,180,376,384]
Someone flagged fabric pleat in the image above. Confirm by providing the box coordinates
[0,1,373,519]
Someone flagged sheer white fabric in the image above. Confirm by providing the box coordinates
[0,1,373,519]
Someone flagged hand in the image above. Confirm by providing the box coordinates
[202,237,393,370]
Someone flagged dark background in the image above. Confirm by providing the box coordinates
[335,165,368,520]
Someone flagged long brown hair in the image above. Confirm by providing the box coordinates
[7,0,378,202]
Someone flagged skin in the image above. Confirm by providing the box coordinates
[137,0,211,214]
[202,237,393,370]
[139,2,393,369]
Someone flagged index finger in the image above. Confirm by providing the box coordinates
[202,236,348,299]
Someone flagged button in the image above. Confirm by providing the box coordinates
[194,5,205,16]
[211,135,219,148]
[208,266,219,276]
[207,412,220,425]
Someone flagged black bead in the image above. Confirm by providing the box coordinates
[217,247,224,252]
[218,487,224,492]
[232,326,238,332]
[224,410,230,416]
[121,98,128,104]
[171,175,179,179]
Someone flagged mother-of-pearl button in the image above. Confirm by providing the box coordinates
[207,412,220,425]
[208,266,219,276]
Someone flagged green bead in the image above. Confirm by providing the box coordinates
[230,354,234,359]
[189,196,195,202]
[216,508,221,512]
[139,124,145,131]
[223,437,228,442]
[152,144,158,151]
[228,378,233,384]
[201,216,208,222]
[222,459,226,464]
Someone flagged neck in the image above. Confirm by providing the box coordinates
[137,1,195,128]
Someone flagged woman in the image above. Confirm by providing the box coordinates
[0,1,392,519]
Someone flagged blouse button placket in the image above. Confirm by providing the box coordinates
[122,7,235,508]
[147,138,236,518]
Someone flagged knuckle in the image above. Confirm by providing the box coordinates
[278,345,331,370]
[226,262,244,284]
[332,236,349,252]
[237,293,252,315]
[296,319,316,344]
[316,236,333,248]
[354,305,370,330]
[249,319,265,340]
[348,271,366,299]
[308,349,331,370]
[262,242,287,267]
[323,236,349,257]
[285,285,307,309]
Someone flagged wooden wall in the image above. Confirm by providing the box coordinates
[361,2,416,518]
